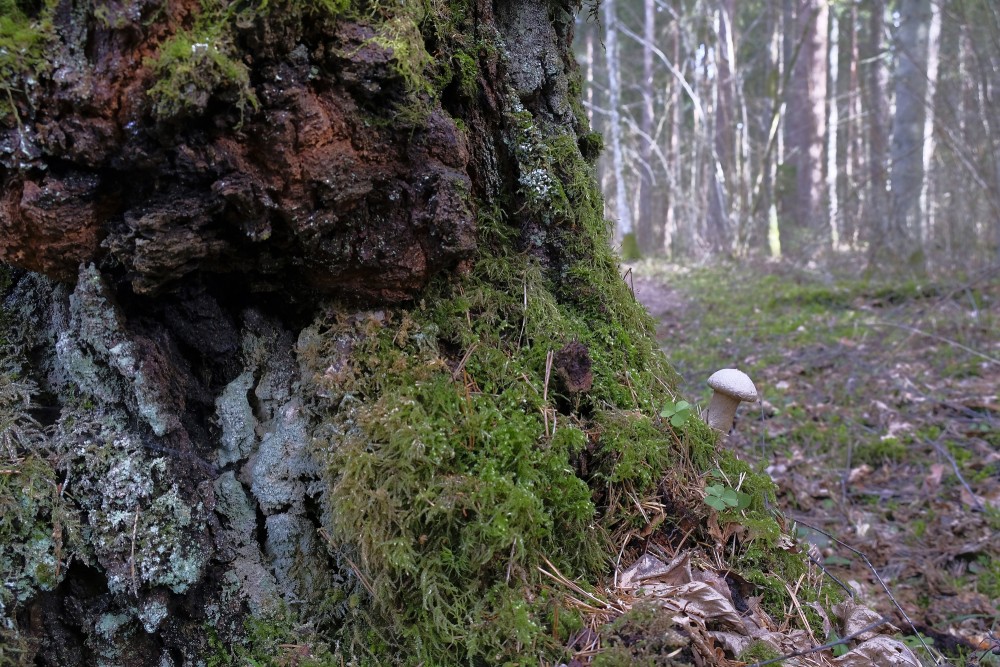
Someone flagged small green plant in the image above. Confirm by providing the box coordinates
[702,469,752,512]
[899,633,934,651]
[659,399,693,428]
[737,639,784,663]
[703,483,752,511]
[826,634,850,657]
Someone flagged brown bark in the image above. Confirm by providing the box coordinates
[1,7,476,303]
[781,0,828,254]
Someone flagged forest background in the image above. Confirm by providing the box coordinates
[579,0,1000,273]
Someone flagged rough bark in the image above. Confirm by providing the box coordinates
[0,1,681,664]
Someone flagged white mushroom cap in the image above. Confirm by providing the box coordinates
[706,369,758,402]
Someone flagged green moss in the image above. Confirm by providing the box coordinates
[578,131,605,163]
[0,0,56,122]
[0,454,82,604]
[737,640,783,663]
[207,613,339,667]
[451,50,479,98]
[294,100,699,660]
[146,28,258,122]
[853,437,906,466]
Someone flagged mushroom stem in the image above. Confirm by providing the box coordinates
[707,392,740,432]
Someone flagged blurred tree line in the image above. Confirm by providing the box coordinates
[579,0,1000,274]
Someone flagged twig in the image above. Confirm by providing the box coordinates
[543,350,554,403]
[922,437,985,512]
[450,343,478,381]
[517,275,528,350]
[623,267,635,299]
[867,319,999,366]
[807,554,854,598]
[538,556,623,614]
[746,614,892,667]
[343,555,376,599]
[790,517,939,664]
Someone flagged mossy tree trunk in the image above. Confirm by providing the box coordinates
[0,1,727,664]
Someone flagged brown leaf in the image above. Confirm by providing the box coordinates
[619,552,691,589]
[831,636,921,666]
[923,463,946,492]
[833,600,895,640]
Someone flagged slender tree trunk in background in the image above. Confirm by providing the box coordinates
[666,17,683,258]
[863,0,889,266]
[846,3,864,248]
[886,0,931,273]
[781,0,828,255]
[636,0,664,255]
[603,0,636,257]
[707,0,737,253]
[920,0,941,260]
[827,7,840,249]
[585,20,596,125]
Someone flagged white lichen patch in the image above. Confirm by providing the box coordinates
[216,370,257,466]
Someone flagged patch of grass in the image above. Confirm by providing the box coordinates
[737,640,783,664]
[853,437,906,466]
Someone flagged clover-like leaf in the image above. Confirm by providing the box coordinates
[719,488,741,507]
[704,495,728,511]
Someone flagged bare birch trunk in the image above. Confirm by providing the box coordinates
[602,0,636,257]
[636,0,664,255]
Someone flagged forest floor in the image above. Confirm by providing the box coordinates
[629,258,1000,665]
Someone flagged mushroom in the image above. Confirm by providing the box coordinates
[706,369,758,433]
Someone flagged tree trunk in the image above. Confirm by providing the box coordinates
[602,0,637,258]
[862,0,889,268]
[0,2,684,664]
[781,0,829,255]
[885,0,932,273]
[636,0,664,255]
[919,0,941,263]
[826,7,840,249]
[707,0,738,254]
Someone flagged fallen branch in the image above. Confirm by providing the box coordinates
[867,319,999,366]
[921,436,985,512]
[790,517,940,664]
[745,614,892,667]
